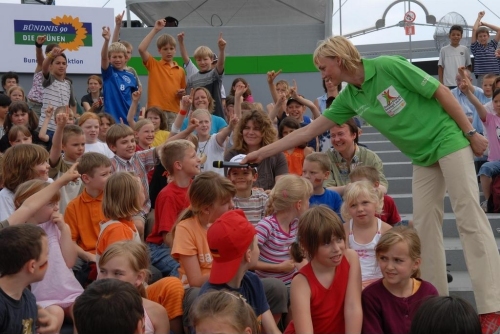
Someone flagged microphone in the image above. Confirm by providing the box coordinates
[212,161,258,169]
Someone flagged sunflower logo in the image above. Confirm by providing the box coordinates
[51,15,87,51]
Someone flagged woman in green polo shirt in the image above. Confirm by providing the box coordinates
[242,36,500,332]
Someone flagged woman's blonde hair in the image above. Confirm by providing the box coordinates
[340,181,383,221]
[192,87,215,113]
[265,174,312,216]
[14,179,60,209]
[190,290,260,334]
[290,205,345,262]
[232,110,277,152]
[98,241,150,298]
[102,172,142,220]
[174,172,235,232]
[313,36,362,74]
[375,226,422,278]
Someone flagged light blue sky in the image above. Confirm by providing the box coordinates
[2,0,499,45]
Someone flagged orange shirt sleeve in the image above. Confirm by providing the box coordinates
[171,220,197,259]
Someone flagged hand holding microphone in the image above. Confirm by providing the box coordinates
[212,154,258,169]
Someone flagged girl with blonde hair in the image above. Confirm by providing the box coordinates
[255,174,312,285]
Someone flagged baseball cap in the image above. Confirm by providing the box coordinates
[286,97,304,106]
[228,154,256,172]
[212,53,219,64]
[207,210,256,284]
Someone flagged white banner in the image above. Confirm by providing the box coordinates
[0,3,114,74]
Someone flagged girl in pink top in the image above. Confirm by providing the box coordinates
[14,179,83,333]
[460,72,500,208]
[286,206,362,334]
[342,181,392,288]
[255,174,312,285]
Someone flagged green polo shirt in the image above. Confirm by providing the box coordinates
[323,56,469,166]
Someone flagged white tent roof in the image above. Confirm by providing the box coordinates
[126,0,330,27]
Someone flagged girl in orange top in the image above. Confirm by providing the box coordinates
[279,117,313,176]
[96,171,144,260]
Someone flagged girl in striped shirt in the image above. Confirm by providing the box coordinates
[255,174,312,285]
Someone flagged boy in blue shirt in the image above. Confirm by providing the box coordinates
[101,26,138,124]
[302,152,342,215]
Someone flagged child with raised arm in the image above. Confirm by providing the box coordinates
[101,26,138,124]
[362,227,438,334]
[49,112,85,213]
[471,11,500,86]
[184,32,227,119]
[138,18,186,130]
[39,47,77,138]
[342,181,392,288]
[27,35,59,117]
[302,152,343,215]
[287,206,362,334]
[460,70,500,209]
[146,139,201,277]
[255,174,312,285]
[15,179,83,332]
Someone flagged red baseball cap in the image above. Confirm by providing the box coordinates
[207,209,256,284]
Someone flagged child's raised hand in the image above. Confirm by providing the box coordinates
[457,66,467,80]
[228,114,239,129]
[132,90,141,102]
[181,94,192,110]
[56,111,68,127]
[51,211,66,231]
[478,11,485,19]
[218,32,226,51]
[44,104,54,118]
[50,47,65,57]
[234,84,247,98]
[188,117,199,130]
[115,10,125,25]
[102,26,111,40]
[176,88,186,98]
[36,35,47,45]
[59,162,81,185]
[267,69,282,84]
[177,32,185,43]
[277,92,287,106]
[154,19,166,31]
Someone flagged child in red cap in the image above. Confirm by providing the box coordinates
[199,209,283,334]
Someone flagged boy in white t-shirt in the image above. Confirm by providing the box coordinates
[438,24,472,88]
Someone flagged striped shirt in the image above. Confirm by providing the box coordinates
[233,190,268,226]
[39,74,75,132]
[27,71,43,103]
[111,147,158,214]
[470,40,500,75]
[255,215,298,285]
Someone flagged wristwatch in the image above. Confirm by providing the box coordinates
[465,129,477,137]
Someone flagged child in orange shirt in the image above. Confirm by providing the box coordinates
[64,152,112,284]
[278,116,313,175]
[95,171,144,261]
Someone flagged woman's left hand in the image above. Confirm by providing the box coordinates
[468,133,488,157]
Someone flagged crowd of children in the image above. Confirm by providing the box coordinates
[0,10,499,334]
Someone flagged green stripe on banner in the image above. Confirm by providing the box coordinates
[127,54,318,76]
[14,32,93,46]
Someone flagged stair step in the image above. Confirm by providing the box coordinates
[444,238,500,271]
[373,150,410,163]
[383,162,413,177]
[362,140,399,152]
[386,177,413,194]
